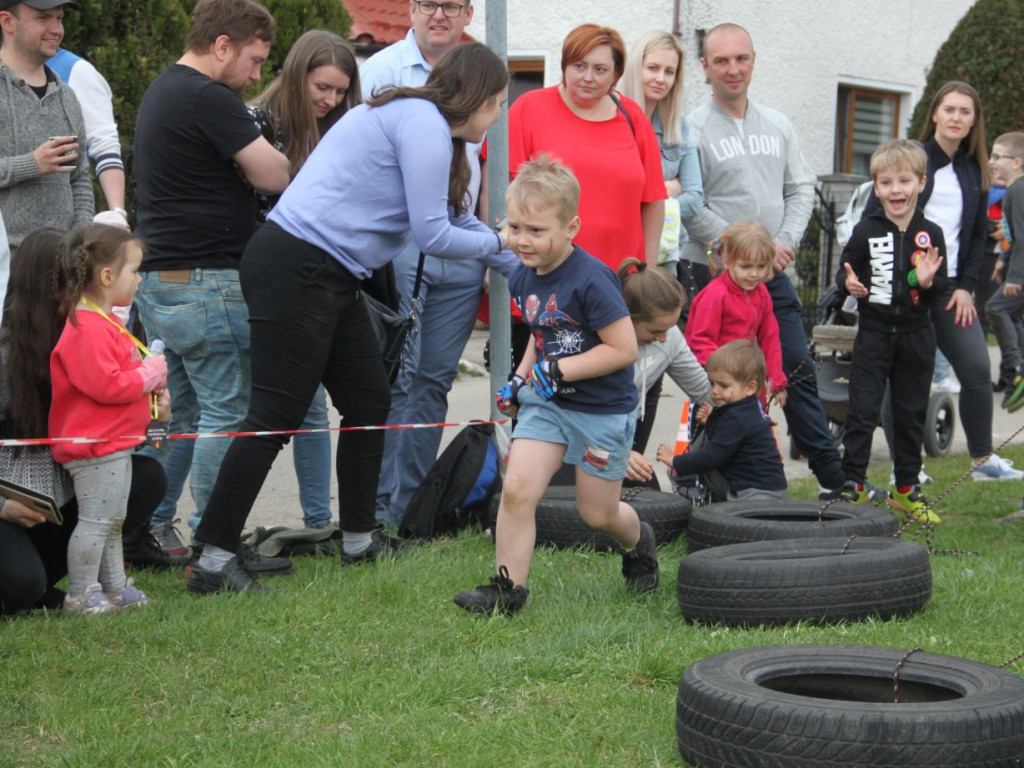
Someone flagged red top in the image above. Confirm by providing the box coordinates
[685,272,787,393]
[49,310,149,463]
[508,85,666,270]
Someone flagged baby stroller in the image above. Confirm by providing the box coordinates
[809,287,956,459]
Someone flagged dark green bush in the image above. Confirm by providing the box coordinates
[909,0,1024,143]
[60,0,351,211]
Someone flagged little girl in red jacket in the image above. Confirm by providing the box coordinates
[49,224,168,614]
[685,220,787,406]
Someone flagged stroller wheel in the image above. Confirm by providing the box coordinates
[924,391,956,457]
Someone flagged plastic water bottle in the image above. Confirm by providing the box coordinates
[842,295,859,314]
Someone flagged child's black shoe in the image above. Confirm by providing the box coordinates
[454,565,529,616]
[621,521,659,593]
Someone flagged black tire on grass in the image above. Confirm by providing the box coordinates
[677,644,1024,767]
[489,487,690,550]
[677,537,931,627]
[686,499,898,552]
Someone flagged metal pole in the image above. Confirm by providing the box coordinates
[486,0,511,423]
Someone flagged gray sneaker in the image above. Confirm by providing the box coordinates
[150,519,190,556]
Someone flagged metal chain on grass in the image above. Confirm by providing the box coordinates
[892,647,923,704]
[1000,649,1024,669]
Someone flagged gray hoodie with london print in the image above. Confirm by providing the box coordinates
[0,63,93,249]
[681,96,815,268]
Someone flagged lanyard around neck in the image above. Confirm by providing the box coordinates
[79,297,157,358]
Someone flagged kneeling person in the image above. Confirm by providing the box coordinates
[656,339,787,501]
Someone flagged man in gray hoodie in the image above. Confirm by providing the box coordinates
[0,0,92,250]
[682,22,845,495]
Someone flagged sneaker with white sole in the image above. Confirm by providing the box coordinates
[971,454,1024,482]
[150,519,190,556]
[890,466,933,486]
[932,375,961,394]
[105,578,150,610]
[64,582,117,615]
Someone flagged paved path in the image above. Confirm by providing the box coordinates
[200,330,1022,532]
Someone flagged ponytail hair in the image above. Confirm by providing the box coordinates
[368,42,509,215]
[617,257,685,321]
[55,223,141,326]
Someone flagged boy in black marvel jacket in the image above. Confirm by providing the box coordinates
[836,139,947,524]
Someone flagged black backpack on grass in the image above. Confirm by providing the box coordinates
[398,422,501,539]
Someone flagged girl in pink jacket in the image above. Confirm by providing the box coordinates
[49,224,168,614]
[685,220,787,404]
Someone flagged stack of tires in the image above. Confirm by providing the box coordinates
[677,499,932,627]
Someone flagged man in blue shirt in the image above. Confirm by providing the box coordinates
[360,1,488,528]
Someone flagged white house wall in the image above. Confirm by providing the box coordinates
[472,0,976,178]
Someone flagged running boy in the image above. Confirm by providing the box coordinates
[655,340,786,501]
[985,132,1024,410]
[836,139,946,524]
[454,157,658,616]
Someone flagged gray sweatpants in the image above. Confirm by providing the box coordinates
[986,283,1024,372]
[65,450,132,597]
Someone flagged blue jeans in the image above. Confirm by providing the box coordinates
[765,273,845,490]
[375,243,484,526]
[293,385,332,528]
[134,268,251,534]
[148,387,332,531]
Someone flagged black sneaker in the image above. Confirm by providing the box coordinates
[453,565,530,616]
[238,543,295,576]
[123,527,191,571]
[621,521,659,593]
[339,529,407,565]
[187,557,267,595]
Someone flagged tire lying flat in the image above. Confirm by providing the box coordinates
[489,487,690,551]
[677,644,1024,767]
[677,537,931,627]
[687,500,898,552]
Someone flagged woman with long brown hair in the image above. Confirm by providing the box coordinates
[187,42,514,593]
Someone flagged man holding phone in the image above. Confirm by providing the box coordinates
[0,0,93,251]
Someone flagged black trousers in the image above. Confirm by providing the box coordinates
[0,453,165,614]
[842,326,935,488]
[196,225,391,553]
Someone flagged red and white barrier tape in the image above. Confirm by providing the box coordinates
[0,418,508,448]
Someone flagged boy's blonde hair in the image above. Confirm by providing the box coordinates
[706,339,766,392]
[995,132,1024,162]
[869,139,927,181]
[719,220,774,267]
[507,155,580,224]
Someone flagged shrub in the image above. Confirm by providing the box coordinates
[909,0,1024,143]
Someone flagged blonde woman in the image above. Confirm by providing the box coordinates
[620,30,703,279]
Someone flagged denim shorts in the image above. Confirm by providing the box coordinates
[513,387,635,480]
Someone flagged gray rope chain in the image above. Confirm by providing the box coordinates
[838,534,857,554]
[892,647,923,704]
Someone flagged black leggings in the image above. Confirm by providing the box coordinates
[0,453,165,615]
[196,225,391,553]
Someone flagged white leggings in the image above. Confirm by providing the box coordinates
[65,451,132,596]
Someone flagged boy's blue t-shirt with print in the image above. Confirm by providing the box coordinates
[509,245,637,414]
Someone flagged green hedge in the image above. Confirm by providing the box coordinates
[909,0,1024,143]
[60,0,351,211]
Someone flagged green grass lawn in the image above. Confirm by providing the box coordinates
[4,445,1024,767]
